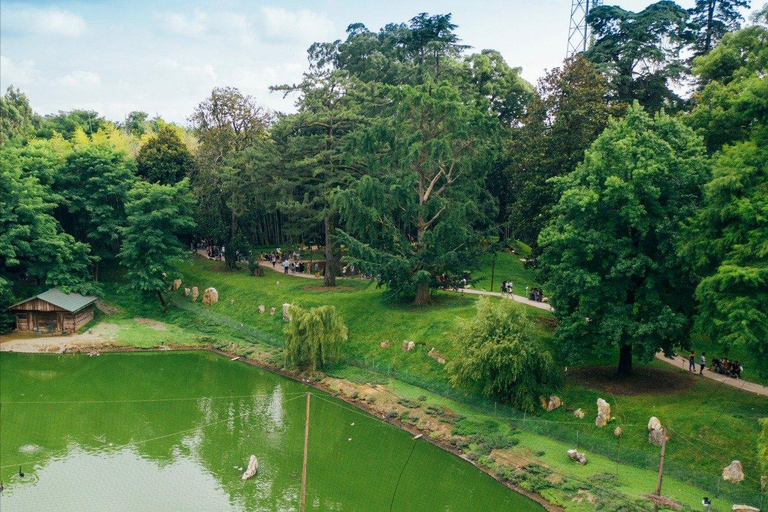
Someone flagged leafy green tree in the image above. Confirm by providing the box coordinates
[38,109,108,140]
[337,82,495,304]
[688,0,750,58]
[682,136,768,377]
[0,159,96,310]
[505,55,612,246]
[687,24,768,151]
[136,126,196,184]
[119,179,195,312]
[446,298,560,412]
[190,87,273,269]
[58,145,137,279]
[272,71,365,286]
[586,1,689,111]
[122,111,150,136]
[539,104,709,376]
[283,304,348,370]
[0,86,38,145]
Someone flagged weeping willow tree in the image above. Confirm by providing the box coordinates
[284,305,348,370]
[446,298,561,412]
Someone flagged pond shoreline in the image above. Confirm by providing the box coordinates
[1,340,561,512]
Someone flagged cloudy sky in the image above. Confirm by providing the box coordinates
[0,0,753,124]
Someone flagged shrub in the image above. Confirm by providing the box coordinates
[397,397,421,408]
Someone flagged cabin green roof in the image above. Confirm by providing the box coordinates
[9,288,98,313]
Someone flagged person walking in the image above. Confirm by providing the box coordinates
[688,352,695,372]
[283,258,290,274]
[700,353,706,375]
[508,281,513,297]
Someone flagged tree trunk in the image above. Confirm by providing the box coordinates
[323,214,336,287]
[157,291,168,313]
[92,260,100,283]
[618,343,633,377]
[414,281,431,306]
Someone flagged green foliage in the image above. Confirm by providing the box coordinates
[283,304,348,370]
[119,180,195,311]
[336,82,496,304]
[59,144,137,269]
[445,298,560,412]
[0,86,38,145]
[688,0,750,58]
[586,1,689,111]
[136,126,195,184]
[505,55,612,245]
[38,109,108,140]
[539,104,710,375]
[0,154,96,298]
[688,24,768,151]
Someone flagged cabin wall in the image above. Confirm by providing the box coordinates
[12,306,93,334]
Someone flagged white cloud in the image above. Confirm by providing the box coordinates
[53,71,102,88]
[160,10,250,41]
[0,55,40,87]
[259,7,335,43]
[164,10,208,38]
[3,6,86,37]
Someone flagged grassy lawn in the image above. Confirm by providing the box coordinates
[89,255,767,509]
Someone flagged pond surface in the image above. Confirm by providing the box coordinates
[0,351,543,511]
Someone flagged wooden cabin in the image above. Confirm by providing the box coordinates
[8,288,97,334]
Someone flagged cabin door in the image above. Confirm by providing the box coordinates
[36,312,59,333]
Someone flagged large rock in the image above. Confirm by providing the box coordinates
[258,305,266,314]
[731,505,760,511]
[202,287,219,305]
[723,460,745,483]
[380,341,391,348]
[648,417,664,446]
[543,396,562,412]
[191,287,199,302]
[573,408,585,419]
[402,341,415,352]
[282,303,292,322]
[173,279,182,290]
[614,427,622,437]
[184,287,191,297]
[241,455,258,481]
[270,307,276,315]
[595,398,611,427]
[567,449,588,465]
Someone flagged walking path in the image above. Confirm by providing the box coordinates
[199,252,766,395]
[654,352,768,397]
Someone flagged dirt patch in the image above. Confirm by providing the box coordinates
[95,299,122,315]
[302,285,356,292]
[133,317,168,331]
[0,323,120,353]
[568,366,696,396]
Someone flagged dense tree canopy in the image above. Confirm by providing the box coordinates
[136,125,196,185]
[539,104,709,376]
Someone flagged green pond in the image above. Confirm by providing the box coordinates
[0,351,543,511]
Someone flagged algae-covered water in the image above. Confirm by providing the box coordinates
[0,351,543,511]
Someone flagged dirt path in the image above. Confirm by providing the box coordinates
[0,323,119,353]
[654,352,768,397]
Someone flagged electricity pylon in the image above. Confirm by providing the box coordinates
[567,0,601,58]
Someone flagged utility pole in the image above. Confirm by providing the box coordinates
[567,0,601,58]
[300,392,311,512]
[653,426,668,512]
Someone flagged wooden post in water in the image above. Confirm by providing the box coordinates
[653,426,668,512]
[301,392,311,512]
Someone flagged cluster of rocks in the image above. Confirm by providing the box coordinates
[567,449,587,465]
[402,341,416,352]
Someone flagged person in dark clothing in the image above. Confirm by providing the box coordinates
[688,352,695,372]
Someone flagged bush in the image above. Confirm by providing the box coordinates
[397,397,421,408]
[445,298,562,412]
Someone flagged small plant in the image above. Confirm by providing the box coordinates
[366,396,376,404]
[397,397,421,409]
[351,391,360,400]
[424,405,444,416]
[418,395,427,401]
[387,410,399,419]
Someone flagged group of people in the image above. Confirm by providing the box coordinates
[710,357,744,379]
[500,281,514,296]
[528,287,545,302]
[687,352,707,375]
